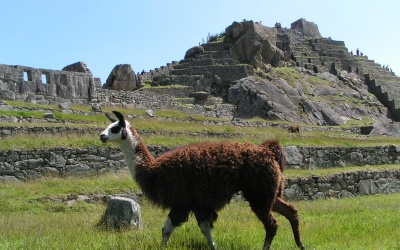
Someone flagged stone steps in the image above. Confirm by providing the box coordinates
[170,65,251,82]
[202,41,225,52]
[290,37,400,121]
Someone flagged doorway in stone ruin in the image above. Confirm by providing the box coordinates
[41,72,49,84]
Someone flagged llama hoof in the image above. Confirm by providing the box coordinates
[210,242,217,250]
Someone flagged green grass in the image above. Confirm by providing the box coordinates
[0,110,48,119]
[53,111,109,122]
[273,67,303,87]
[0,134,103,150]
[0,173,399,249]
[2,100,400,150]
[1,118,400,150]
[4,100,60,110]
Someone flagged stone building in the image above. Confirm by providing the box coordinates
[0,61,99,104]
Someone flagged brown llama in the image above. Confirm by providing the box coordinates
[288,124,300,134]
[100,111,304,250]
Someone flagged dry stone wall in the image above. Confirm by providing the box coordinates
[285,145,400,169]
[95,88,236,119]
[284,169,400,201]
[1,145,399,201]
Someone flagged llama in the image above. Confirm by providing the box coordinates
[100,111,304,250]
[288,124,300,134]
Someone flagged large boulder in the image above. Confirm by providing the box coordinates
[184,46,204,59]
[369,122,400,136]
[102,196,142,230]
[103,64,140,91]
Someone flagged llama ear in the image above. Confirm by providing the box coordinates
[105,112,117,123]
[112,111,126,127]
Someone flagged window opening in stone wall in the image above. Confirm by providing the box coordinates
[23,71,32,81]
[60,75,67,85]
[41,73,49,84]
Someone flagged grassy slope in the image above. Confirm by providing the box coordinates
[0,173,399,249]
[1,113,400,150]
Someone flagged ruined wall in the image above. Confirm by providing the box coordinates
[1,145,400,182]
[1,145,399,202]
[0,63,97,104]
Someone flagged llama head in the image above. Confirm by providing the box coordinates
[100,111,129,143]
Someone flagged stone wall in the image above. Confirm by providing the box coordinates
[1,145,399,201]
[0,63,97,104]
[0,146,167,182]
[284,169,400,201]
[1,145,400,181]
[286,145,400,169]
[0,145,400,180]
[95,88,236,118]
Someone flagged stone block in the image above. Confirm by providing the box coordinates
[102,196,142,230]
[357,179,378,195]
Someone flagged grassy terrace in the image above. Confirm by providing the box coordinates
[1,102,400,150]
[1,101,400,249]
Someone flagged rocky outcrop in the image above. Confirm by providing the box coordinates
[224,21,284,68]
[103,64,140,91]
[228,76,298,121]
[227,69,390,124]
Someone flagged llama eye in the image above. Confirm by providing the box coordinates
[111,126,122,134]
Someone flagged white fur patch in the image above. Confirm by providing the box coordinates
[199,221,216,249]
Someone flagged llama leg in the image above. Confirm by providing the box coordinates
[250,204,278,250]
[161,217,174,246]
[199,221,217,250]
[194,210,218,250]
[162,207,190,246]
[272,197,305,250]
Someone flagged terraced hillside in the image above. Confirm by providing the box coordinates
[140,19,400,125]
[289,36,400,121]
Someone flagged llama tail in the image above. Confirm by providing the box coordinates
[260,139,286,172]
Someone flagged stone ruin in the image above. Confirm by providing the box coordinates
[0,61,100,105]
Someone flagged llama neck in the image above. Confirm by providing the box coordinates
[119,126,155,181]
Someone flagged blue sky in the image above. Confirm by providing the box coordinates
[1,0,399,83]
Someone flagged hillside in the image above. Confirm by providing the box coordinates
[130,18,400,135]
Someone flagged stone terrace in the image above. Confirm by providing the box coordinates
[288,35,400,121]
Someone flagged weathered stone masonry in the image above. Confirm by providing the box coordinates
[0,63,98,104]
[1,145,399,201]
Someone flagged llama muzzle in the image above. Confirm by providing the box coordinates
[100,134,108,143]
